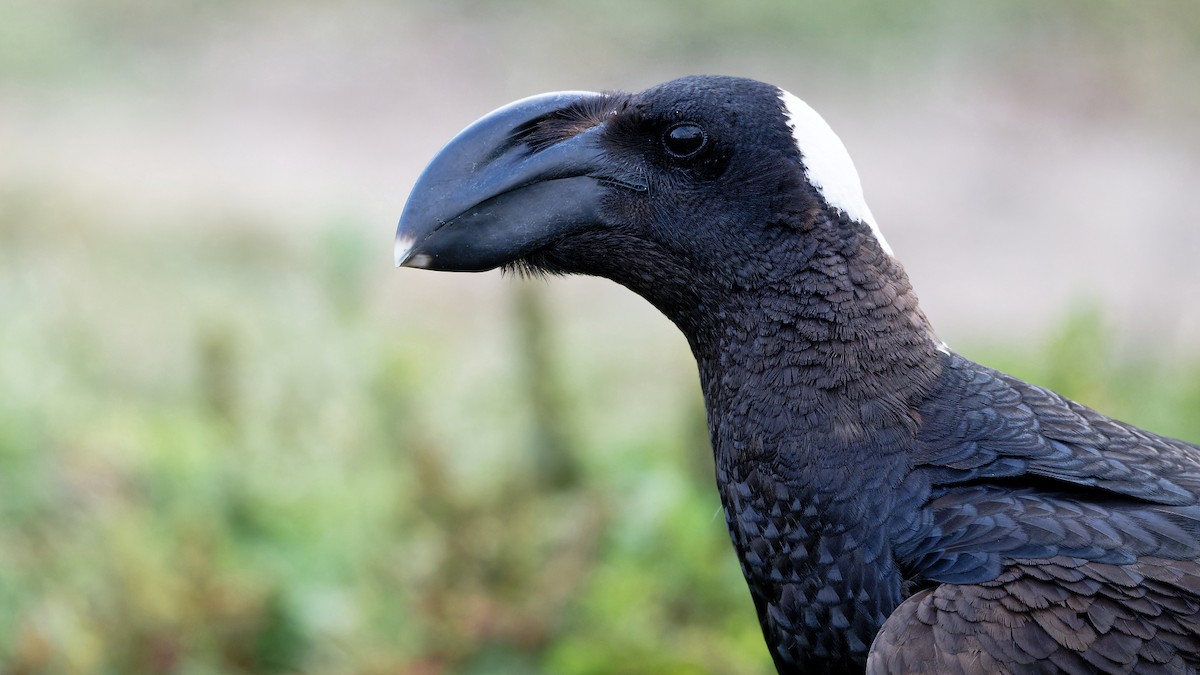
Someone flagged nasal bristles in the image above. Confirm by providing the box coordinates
[515,92,630,152]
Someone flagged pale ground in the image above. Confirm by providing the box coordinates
[4,3,1198,352]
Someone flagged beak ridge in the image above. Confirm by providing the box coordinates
[396,90,626,272]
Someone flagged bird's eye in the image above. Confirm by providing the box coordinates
[663,123,707,158]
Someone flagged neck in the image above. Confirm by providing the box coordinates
[691,234,942,447]
[537,207,947,667]
[681,222,944,669]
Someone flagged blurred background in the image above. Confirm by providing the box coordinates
[2,1,1199,673]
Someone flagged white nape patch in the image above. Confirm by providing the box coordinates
[779,90,893,256]
[936,340,952,356]
[395,235,416,267]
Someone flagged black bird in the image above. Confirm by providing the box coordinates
[394,76,1200,674]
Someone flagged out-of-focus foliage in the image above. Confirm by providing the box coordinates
[0,195,761,673]
[2,1,1198,673]
[4,0,1200,85]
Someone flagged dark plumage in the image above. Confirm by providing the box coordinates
[394,76,1200,673]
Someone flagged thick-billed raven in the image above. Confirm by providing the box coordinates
[394,76,1200,674]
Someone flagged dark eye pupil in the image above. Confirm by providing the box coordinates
[664,123,706,157]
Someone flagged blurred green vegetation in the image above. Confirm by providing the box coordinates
[0,191,763,673]
[2,190,1199,674]
[5,0,1200,85]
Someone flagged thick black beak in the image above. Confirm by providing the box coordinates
[395,91,641,272]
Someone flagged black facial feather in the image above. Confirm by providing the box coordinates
[396,75,1200,674]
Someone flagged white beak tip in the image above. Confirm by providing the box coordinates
[394,235,416,268]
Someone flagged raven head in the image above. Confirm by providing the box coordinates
[396,75,891,318]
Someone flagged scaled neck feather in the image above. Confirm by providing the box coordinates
[684,209,943,670]
[687,208,942,453]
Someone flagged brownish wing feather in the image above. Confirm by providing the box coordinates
[867,556,1200,674]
